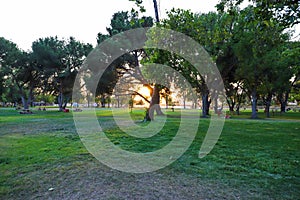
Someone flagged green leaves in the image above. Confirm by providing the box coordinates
[129,0,146,13]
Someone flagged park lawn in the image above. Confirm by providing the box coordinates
[0,108,299,199]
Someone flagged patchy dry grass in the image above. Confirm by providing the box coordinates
[0,108,299,199]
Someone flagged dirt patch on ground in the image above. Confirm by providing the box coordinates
[4,157,247,200]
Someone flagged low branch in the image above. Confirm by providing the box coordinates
[132,91,150,103]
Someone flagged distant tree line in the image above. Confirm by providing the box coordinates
[0,0,299,119]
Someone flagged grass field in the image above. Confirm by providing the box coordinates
[0,107,299,199]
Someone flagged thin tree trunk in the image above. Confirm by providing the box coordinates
[101,95,106,108]
[58,92,64,111]
[265,93,272,118]
[236,92,244,115]
[117,96,120,108]
[265,102,271,118]
[183,94,186,109]
[165,95,168,109]
[201,93,208,118]
[214,95,218,114]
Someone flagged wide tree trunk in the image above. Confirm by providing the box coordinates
[201,92,210,118]
[278,92,289,113]
[21,96,29,110]
[251,89,258,119]
[206,97,211,116]
[148,84,164,120]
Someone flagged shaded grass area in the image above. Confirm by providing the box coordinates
[227,109,300,121]
[0,108,299,199]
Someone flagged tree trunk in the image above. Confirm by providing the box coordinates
[236,105,240,115]
[144,108,152,122]
[117,96,120,108]
[183,94,186,109]
[165,95,168,109]
[251,89,258,119]
[226,98,235,113]
[265,93,272,118]
[236,92,244,115]
[265,102,271,118]
[63,99,68,110]
[21,96,29,110]
[101,95,106,108]
[214,95,218,114]
[193,97,198,109]
[278,92,289,113]
[58,92,64,111]
[148,84,164,121]
[206,96,211,116]
[201,93,209,118]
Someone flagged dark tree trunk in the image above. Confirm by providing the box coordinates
[165,95,168,109]
[206,96,211,116]
[63,99,68,110]
[251,89,258,119]
[226,98,235,113]
[144,108,152,122]
[58,92,64,111]
[236,92,244,115]
[278,92,289,113]
[101,95,106,108]
[148,84,164,121]
[264,93,272,118]
[21,96,29,110]
[236,105,240,115]
[265,102,271,118]
[201,93,210,118]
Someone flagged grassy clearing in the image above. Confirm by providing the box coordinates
[0,108,299,199]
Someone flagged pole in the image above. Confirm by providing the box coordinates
[153,0,159,22]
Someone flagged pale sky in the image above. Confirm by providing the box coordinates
[1,0,299,51]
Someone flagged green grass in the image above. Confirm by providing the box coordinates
[0,108,299,199]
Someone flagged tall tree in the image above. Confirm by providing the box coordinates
[217,0,300,28]
[89,11,153,111]
[276,41,300,112]
[0,37,40,109]
[32,36,92,111]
